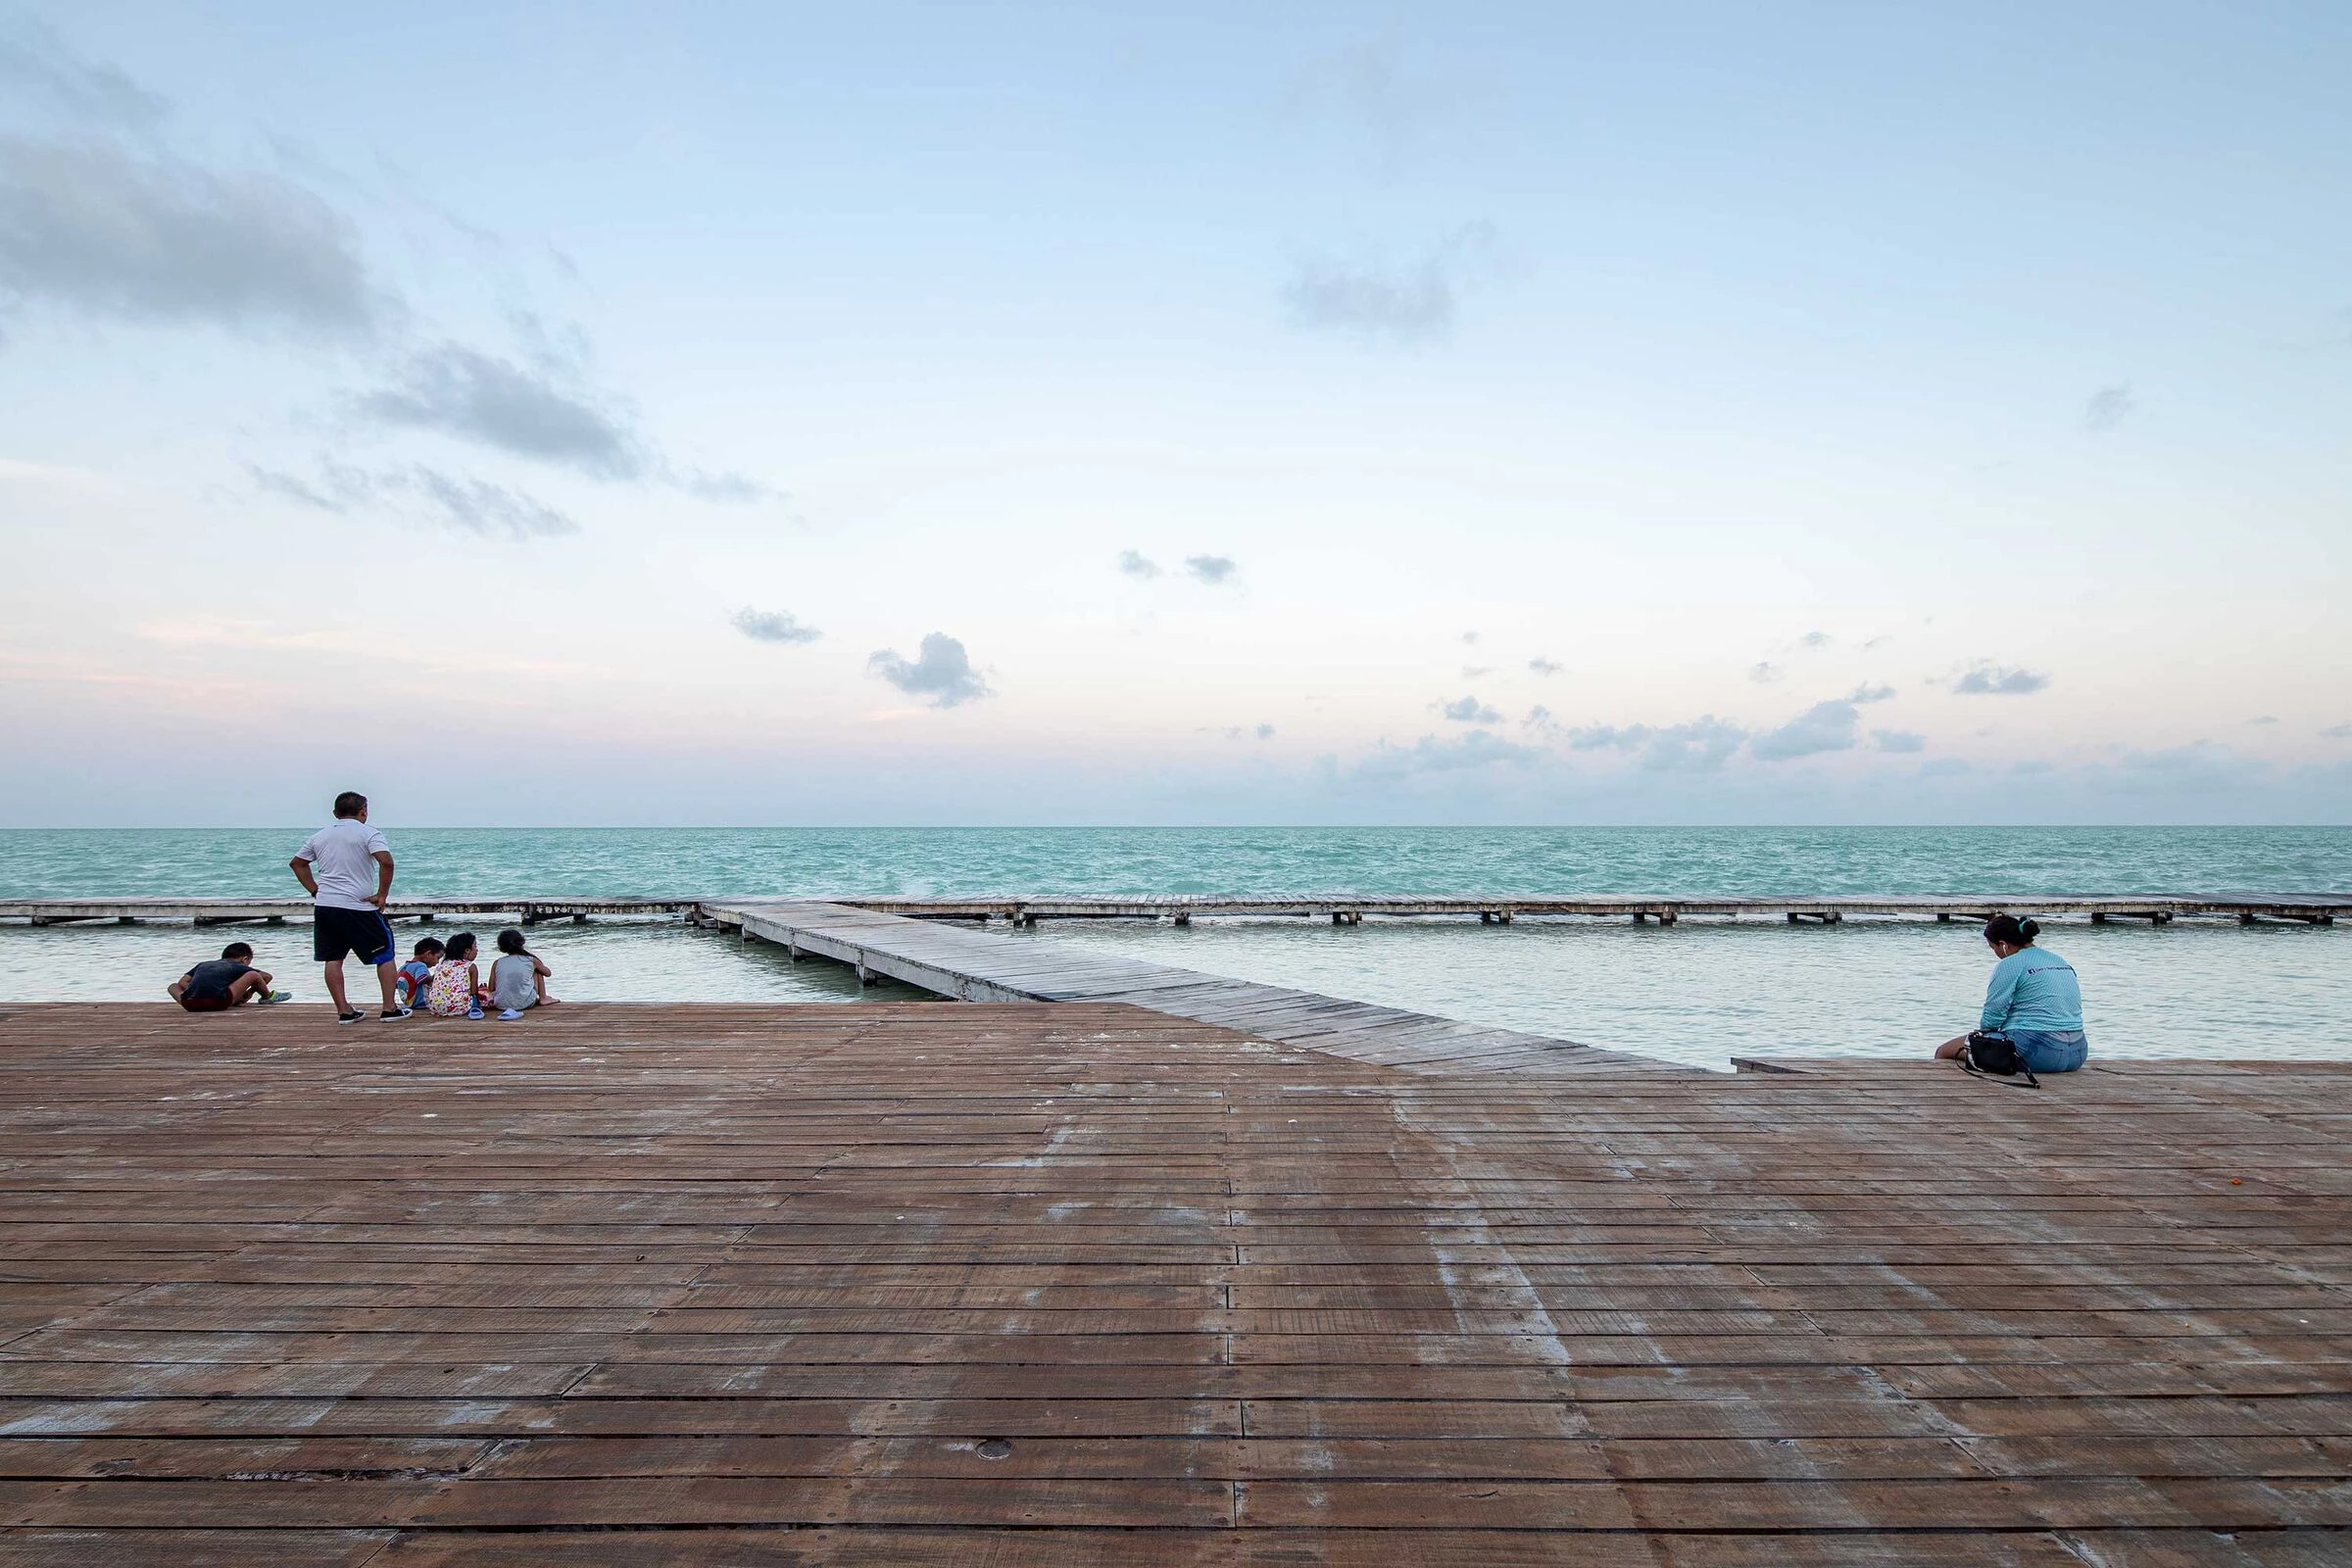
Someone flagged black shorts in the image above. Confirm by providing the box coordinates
[314,906,395,965]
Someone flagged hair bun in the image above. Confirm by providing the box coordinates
[2018,918,2040,941]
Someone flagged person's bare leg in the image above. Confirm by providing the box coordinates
[168,978,188,1004]
[323,958,351,1014]
[227,972,270,1006]
[1935,1034,1970,1060]
[375,959,400,1010]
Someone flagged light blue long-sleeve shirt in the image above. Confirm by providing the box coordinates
[1980,947,2083,1034]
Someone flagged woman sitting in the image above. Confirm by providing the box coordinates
[1936,914,2088,1073]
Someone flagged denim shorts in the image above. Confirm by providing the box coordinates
[2009,1029,2088,1073]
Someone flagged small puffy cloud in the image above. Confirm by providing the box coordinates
[1751,700,1860,761]
[0,137,376,337]
[1354,727,1537,779]
[1748,662,1783,684]
[1848,682,1896,704]
[2246,714,2278,726]
[1460,664,1493,677]
[359,342,644,480]
[1872,729,1927,754]
[1460,630,1480,645]
[676,468,780,505]
[1117,549,1161,579]
[1439,695,1501,724]
[868,632,989,709]
[2325,723,2352,740]
[2012,759,2056,775]
[1527,657,1562,676]
[1281,220,1495,344]
[1184,554,1237,585]
[1567,716,1746,773]
[732,608,819,645]
[1524,705,1554,728]
[1799,631,1832,649]
[2083,383,2134,432]
[1254,722,1276,740]
[1920,758,1972,778]
[1953,661,2051,696]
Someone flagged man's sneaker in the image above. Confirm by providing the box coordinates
[258,991,290,1004]
[498,1008,522,1021]
[381,1005,414,1020]
[337,1010,365,1025]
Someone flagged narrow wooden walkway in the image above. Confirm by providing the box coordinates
[700,901,1674,1077]
[1,1004,2348,1564]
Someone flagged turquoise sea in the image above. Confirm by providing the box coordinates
[3,827,2346,1068]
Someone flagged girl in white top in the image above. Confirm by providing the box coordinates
[488,928,558,1019]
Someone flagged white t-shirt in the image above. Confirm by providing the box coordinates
[296,819,390,910]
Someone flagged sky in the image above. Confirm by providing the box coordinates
[2,1,2349,826]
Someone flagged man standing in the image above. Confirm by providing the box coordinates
[291,791,410,1024]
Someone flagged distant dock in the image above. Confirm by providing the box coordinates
[1,892,2343,926]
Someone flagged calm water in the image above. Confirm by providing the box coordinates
[3,827,2345,1068]
[4,826,2350,900]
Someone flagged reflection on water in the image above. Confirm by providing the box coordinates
[2,911,2342,1071]
[1029,913,2346,1069]
[0,918,925,1005]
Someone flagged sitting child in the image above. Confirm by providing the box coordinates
[426,931,486,1019]
[170,942,284,1011]
[396,938,444,1011]
[487,928,558,1019]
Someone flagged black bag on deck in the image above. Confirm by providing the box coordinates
[1959,1030,2039,1089]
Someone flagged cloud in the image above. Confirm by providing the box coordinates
[0,22,167,130]
[1439,695,1501,724]
[404,466,577,538]
[0,137,376,337]
[1184,554,1237,585]
[1920,758,1972,777]
[1255,722,1276,741]
[1524,705,1554,728]
[2012,759,2056,775]
[248,459,574,538]
[1952,661,2051,696]
[1281,220,1495,343]
[359,342,643,479]
[1848,682,1897,704]
[1527,657,1562,676]
[1354,728,1537,779]
[1460,631,1480,645]
[1460,664,1493,678]
[1751,700,1861,761]
[2088,741,2265,795]
[1117,549,1161,579]
[868,632,989,709]
[731,608,819,645]
[1566,716,1746,772]
[2083,384,2134,432]
[1872,729,1927,754]
[675,468,779,504]
[1798,631,1832,649]
[2326,723,2352,740]
[2246,714,2278,726]
[1748,662,1783,684]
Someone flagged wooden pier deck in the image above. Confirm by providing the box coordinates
[2,1003,2349,1564]
[701,901,1673,1077]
